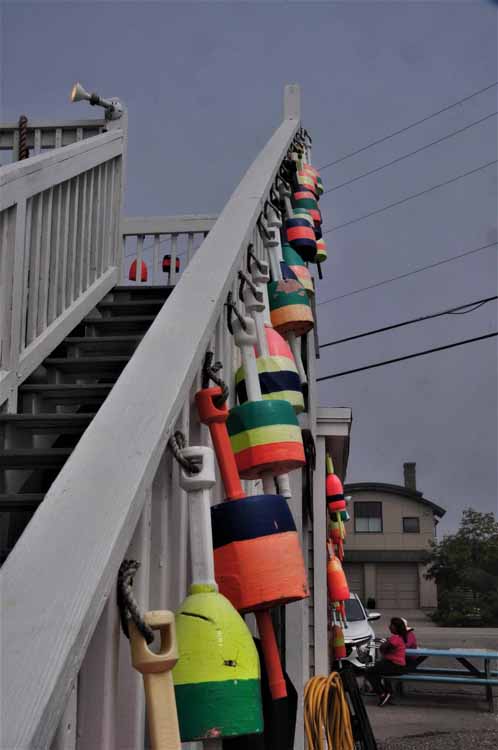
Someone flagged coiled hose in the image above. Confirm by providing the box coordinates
[304,673,354,750]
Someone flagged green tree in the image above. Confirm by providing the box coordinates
[426,508,498,626]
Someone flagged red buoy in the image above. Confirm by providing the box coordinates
[129,259,148,282]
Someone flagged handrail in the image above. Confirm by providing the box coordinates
[0,128,125,409]
[1,91,299,747]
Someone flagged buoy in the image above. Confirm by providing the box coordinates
[267,279,313,338]
[211,492,309,612]
[315,238,327,263]
[129,259,148,282]
[237,266,304,413]
[162,255,181,273]
[327,552,350,603]
[173,445,263,741]
[281,244,314,296]
[228,320,305,479]
[331,624,347,660]
[196,383,308,714]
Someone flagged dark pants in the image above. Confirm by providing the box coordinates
[365,660,405,695]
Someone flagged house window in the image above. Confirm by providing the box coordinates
[354,502,382,533]
[403,517,420,533]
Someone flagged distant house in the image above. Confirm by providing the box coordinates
[344,463,445,610]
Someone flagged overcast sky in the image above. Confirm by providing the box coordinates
[2,0,497,533]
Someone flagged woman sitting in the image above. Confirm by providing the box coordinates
[365,617,408,706]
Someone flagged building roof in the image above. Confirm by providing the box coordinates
[344,482,446,518]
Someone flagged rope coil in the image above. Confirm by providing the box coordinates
[117,560,155,644]
[304,673,354,750]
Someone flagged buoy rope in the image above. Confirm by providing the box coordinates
[18,115,30,160]
[304,673,354,750]
[117,560,155,644]
[168,431,201,474]
[202,351,229,407]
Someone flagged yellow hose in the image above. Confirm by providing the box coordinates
[304,673,354,750]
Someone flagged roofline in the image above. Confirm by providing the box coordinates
[343,482,446,517]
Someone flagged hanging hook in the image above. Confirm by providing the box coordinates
[257,214,272,242]
[247,243,267,275]
[226,291,248,335]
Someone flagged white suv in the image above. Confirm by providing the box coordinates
[342,594,381,668]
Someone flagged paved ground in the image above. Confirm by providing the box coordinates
[363,610,498,747]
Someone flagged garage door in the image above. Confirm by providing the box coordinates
[343,563,364,601]
[376,563,419,609]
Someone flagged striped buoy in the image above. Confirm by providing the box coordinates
[211,493,309,612]
[227,399,305,479]
[174,591,263,740]
[297,170,317,194]
[128,259,148,282]
[292,188,322,228]
[235,354,304,413]
[315,238,327,263]
[236,325,304,413]
[292,207,315,229]
[268,279,314,336]
[281,243,314,296]
[285,217,317,262]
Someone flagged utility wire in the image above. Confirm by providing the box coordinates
[319,295,498,349]
[316,242,498,306]
[317,332,498,381]
[322,160,498,234]
[318,81,498,170]
[323,112,498,194]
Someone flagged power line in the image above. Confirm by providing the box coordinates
[317,332,498,381]
[318,81,498,170]
[316,242,498,306]
[319,295,498,349]
[322,160,497,234]
[323,112,498,194]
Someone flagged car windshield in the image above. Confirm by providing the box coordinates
[344,598,365,622]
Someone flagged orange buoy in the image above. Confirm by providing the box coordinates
[327,553,350,603]
[129,259,148,282]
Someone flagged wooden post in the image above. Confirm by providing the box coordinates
[284,84,301,121]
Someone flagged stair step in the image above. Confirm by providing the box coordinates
[97,300,167,316]
[19,383,113,405]
[0,413,95,433]
[55,335,143,355]
[111,285,173,297]
[43,356,129,375]
[77,316,156,333]
[0,493,45,510]
[0,448,72,469]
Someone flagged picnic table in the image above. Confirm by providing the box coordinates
[389,647,498,712]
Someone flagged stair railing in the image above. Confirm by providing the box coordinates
[122,215,217,286]
[1,84,303,750]
[0,118,106,163]
[0,122,126,411]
